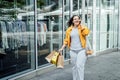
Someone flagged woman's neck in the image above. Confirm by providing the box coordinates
[73,25,79,28]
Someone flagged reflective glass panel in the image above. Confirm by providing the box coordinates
[0,0,35,78]
[37,0,63,66]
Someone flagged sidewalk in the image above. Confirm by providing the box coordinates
[30,51,120,80]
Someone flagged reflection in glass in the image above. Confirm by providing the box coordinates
[0,0,35,78]
[73,0,78,11]
[101,0,115,8]
[37,0,63,66]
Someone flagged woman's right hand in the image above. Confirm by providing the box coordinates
[58,44,66,53]
[58,48,63,53]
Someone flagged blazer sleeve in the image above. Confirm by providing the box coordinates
[81,27,90,36]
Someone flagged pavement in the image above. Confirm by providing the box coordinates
[30,51,120,80]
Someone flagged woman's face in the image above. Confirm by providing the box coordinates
[72,16,81,26]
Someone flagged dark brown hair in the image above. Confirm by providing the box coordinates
[67,15,81,27]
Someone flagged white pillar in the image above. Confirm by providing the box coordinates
[70,0,73,17]
[118,0,120,49]
[62,0,65,56]
[81,0,85,24]
[78,0,80,15]
[93,0,96,55]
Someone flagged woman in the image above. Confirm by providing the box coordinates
[59,15,90,80]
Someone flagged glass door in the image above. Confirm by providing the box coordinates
[37,0,63,66]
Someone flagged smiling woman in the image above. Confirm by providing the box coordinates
[59,15,90,80]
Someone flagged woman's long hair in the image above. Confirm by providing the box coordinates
[67,15,81,27]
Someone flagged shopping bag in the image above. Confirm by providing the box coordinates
[57,54,64,68]
[45,51,56,63]
[50,51,59,65]
[45,51,59,65]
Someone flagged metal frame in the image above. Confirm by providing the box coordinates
[34,0,38,69]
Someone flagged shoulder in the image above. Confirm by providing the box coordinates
[66,26,72,32]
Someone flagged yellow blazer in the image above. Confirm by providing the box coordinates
[64,24,90,49]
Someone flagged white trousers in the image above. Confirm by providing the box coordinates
[70,49,87,80]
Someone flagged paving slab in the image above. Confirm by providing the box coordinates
[30,51,120,80]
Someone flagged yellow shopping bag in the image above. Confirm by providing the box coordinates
[50,51,59,65]
[45,51,59,65]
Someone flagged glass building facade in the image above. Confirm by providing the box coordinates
[0,0,119,79]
